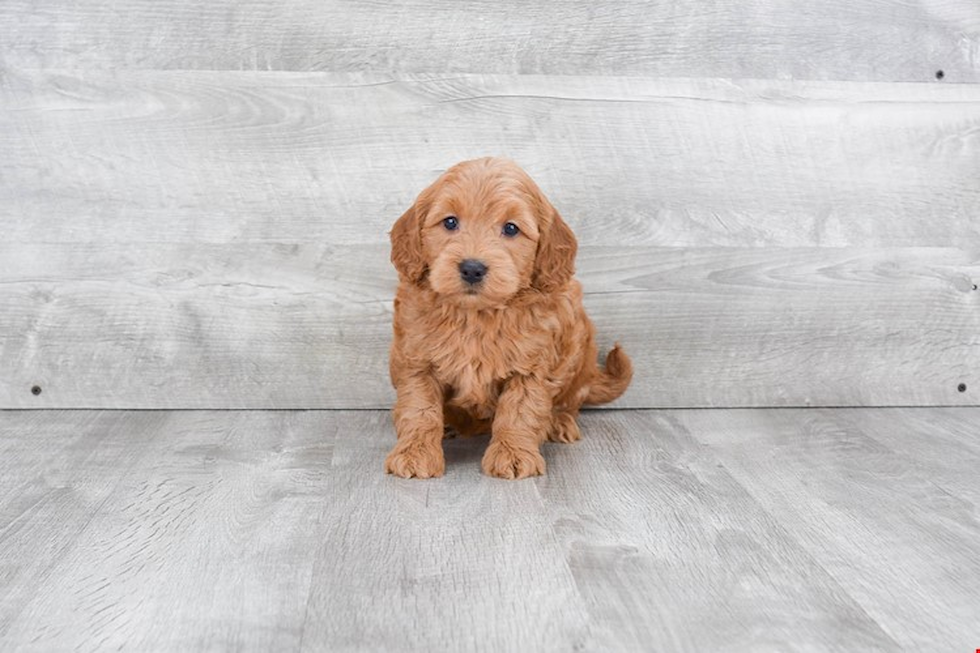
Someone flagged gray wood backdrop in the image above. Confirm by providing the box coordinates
[1,2,978,408]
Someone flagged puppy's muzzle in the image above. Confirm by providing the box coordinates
[459,259,488,285]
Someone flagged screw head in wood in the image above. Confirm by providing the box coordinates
[958,383,967,393]
[935,70,945,80]
[31,385,42,396]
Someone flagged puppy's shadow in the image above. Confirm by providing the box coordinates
[442,429,490,468]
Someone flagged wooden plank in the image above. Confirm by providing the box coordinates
[691,408,980,651]
[0,243,394,409]
[3,70,979,246]
[2,0,976,82]
[0,411,168,637]
[1,244,976,409]
[840,407,980,505]
[587,246,980,408]
[538,411,897,651]
[1,410,336,651]
[300,411,591,651]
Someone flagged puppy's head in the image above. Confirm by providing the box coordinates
[390,157,576,307]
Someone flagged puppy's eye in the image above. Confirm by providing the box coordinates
[502,222,520,237]
[442,216,459,231]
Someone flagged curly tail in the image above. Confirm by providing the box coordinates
[584,344,633,405]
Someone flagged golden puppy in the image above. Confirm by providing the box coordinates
[386,157,633,479]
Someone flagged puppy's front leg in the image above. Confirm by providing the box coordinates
[482,375,549,479]
[385,373,445,479]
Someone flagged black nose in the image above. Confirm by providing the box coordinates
[459,259,488,285]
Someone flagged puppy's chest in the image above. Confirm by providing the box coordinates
[430,317,538,412]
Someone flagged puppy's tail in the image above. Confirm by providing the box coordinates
[584,344,633,406]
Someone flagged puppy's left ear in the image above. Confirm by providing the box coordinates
[390,204,427,284]
[532,209,577,293]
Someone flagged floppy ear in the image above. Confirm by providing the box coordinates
[532,209,577,293]
[390,204,427,284]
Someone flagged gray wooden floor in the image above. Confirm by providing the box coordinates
[2,408,978,651]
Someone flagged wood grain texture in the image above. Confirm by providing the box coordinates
[2,0,978,81]
[4,408,979,650]
[1,410,335,650]
[690,408,980,651]
[301,411,591,651]
[3,70,979,246]
[0,411,168,638]
[1,243,976,409]
[846,407,980,504]
[538,410,897,651]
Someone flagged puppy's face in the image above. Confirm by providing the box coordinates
[422,163,540,307]
[391,158,577,307]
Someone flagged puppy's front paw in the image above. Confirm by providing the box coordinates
[385,440,445,479]
[482,442,545,479]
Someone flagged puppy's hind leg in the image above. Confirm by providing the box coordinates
[547,408,582,443]
[444,404,492,438]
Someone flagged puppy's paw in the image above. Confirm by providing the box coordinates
[547,412,581,443]
[482,442,545,479]
[385,440,445,479]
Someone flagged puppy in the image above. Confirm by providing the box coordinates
[385,157,633,479]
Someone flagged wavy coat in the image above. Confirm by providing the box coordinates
[386,157,632,479]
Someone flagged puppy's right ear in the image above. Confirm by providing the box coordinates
[390,204,427,284]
